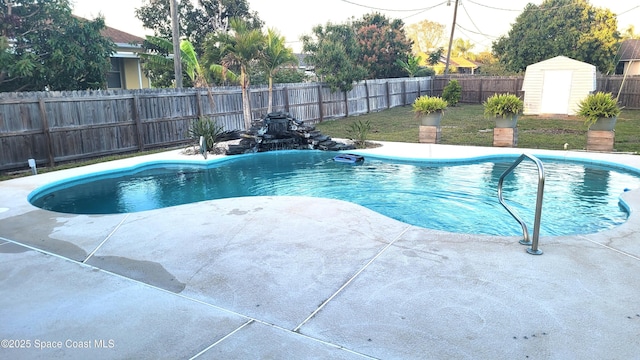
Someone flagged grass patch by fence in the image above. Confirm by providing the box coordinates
[2,104,638,181]
[316,104,640,153]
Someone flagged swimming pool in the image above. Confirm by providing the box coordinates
[29,150,640,236]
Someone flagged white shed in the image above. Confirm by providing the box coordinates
[522,56,596,115]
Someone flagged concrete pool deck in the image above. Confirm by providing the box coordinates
[1,142,640,359]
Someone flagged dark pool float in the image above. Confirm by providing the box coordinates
[333,154,364,164]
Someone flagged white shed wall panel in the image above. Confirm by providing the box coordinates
[522,56,596,115]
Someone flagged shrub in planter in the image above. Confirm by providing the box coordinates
[483,93,524,117]
[442,79,462,106]
[412,95,448,126]
[483,93,523,128]
[412,95,448,116]
[576,92,621,130]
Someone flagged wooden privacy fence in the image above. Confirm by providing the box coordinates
[2,75,639,171]
[432,76,525,103]
[435,74,640,108]
[0,77,432,171]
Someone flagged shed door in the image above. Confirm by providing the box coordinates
[540,70,572,114]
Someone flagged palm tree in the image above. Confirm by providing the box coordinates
[395,54,422,77]
[218,18,265,130]
[622,25,639,40]
[452,38,475,59]
[261,28,297,113]
[141,36,239,87]
[180,40,208,88]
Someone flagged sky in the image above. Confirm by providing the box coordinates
[71,0,639,52]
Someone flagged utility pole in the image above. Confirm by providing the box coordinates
[170,0,183,88]
[444,0,459,75]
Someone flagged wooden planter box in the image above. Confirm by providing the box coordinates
[587,130,614,152]
[419,125,441,144]
[493,127,518,147]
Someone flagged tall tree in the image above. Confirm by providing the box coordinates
[492,0,619,73]
[302,22,367,92]
[427,47,444,66]
[353,13,412,79]
[452,38,475,59]
[395,54,434,77]
[216,18,264,130]
[136,0,262,53]
[136,0,261,87]
[261,29,297,113]
[405,19,446,55]
[140,36,194,88]
[0,0,115,92]
[622,25,639,40]
[141,35,237,104]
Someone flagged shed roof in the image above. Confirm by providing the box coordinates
[618,39,640,61]
[526,56,595,70]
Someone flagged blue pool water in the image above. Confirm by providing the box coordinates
[29,151,640,236]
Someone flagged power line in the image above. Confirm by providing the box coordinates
[459,1,496,41]
[338,0,447,12]
[401,2,449,20]
[455,23,498,40]
[464,0,521,12]
[618,5,640,16]
[454,26,493,49]
[465,0,583,13]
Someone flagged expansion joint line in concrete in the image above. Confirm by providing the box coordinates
[293,225,413,332]
[82,214,130,264]
[189,320,254,360]
[580,235,640,261]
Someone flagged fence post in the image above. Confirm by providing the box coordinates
[132,95,145,152]
[195,91,203,118]
[479,78,484,103]
[38,98,55,167]
[364,80,371,113]
[430,76,434,96]
[344,91,349,118]
[402,80,407,105]
[417,78,421,98]
[386,81,391,109]
[284,86,290,113]
[317,84,324,122]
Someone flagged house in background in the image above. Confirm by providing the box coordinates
[434,56,479,74]
[616,39,640,76]
[294,53,316,80]
[100,26,151,90]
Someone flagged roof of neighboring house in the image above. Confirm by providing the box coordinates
[438,56,478,69]
[101,26,145,45]
[73,15,145,45]
[618,39,640,61]
[450,57,478,69]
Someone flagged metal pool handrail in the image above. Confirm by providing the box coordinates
[498,153,545,255]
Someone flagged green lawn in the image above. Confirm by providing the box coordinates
[3,105,638,181]
[316,104,640,153]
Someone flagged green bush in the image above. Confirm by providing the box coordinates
[347,119,372,148]
[188,116,224,150]
[576,92,621,127]
[442,79,462,106]
[412,95,448,116]
[483,93,524,118]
